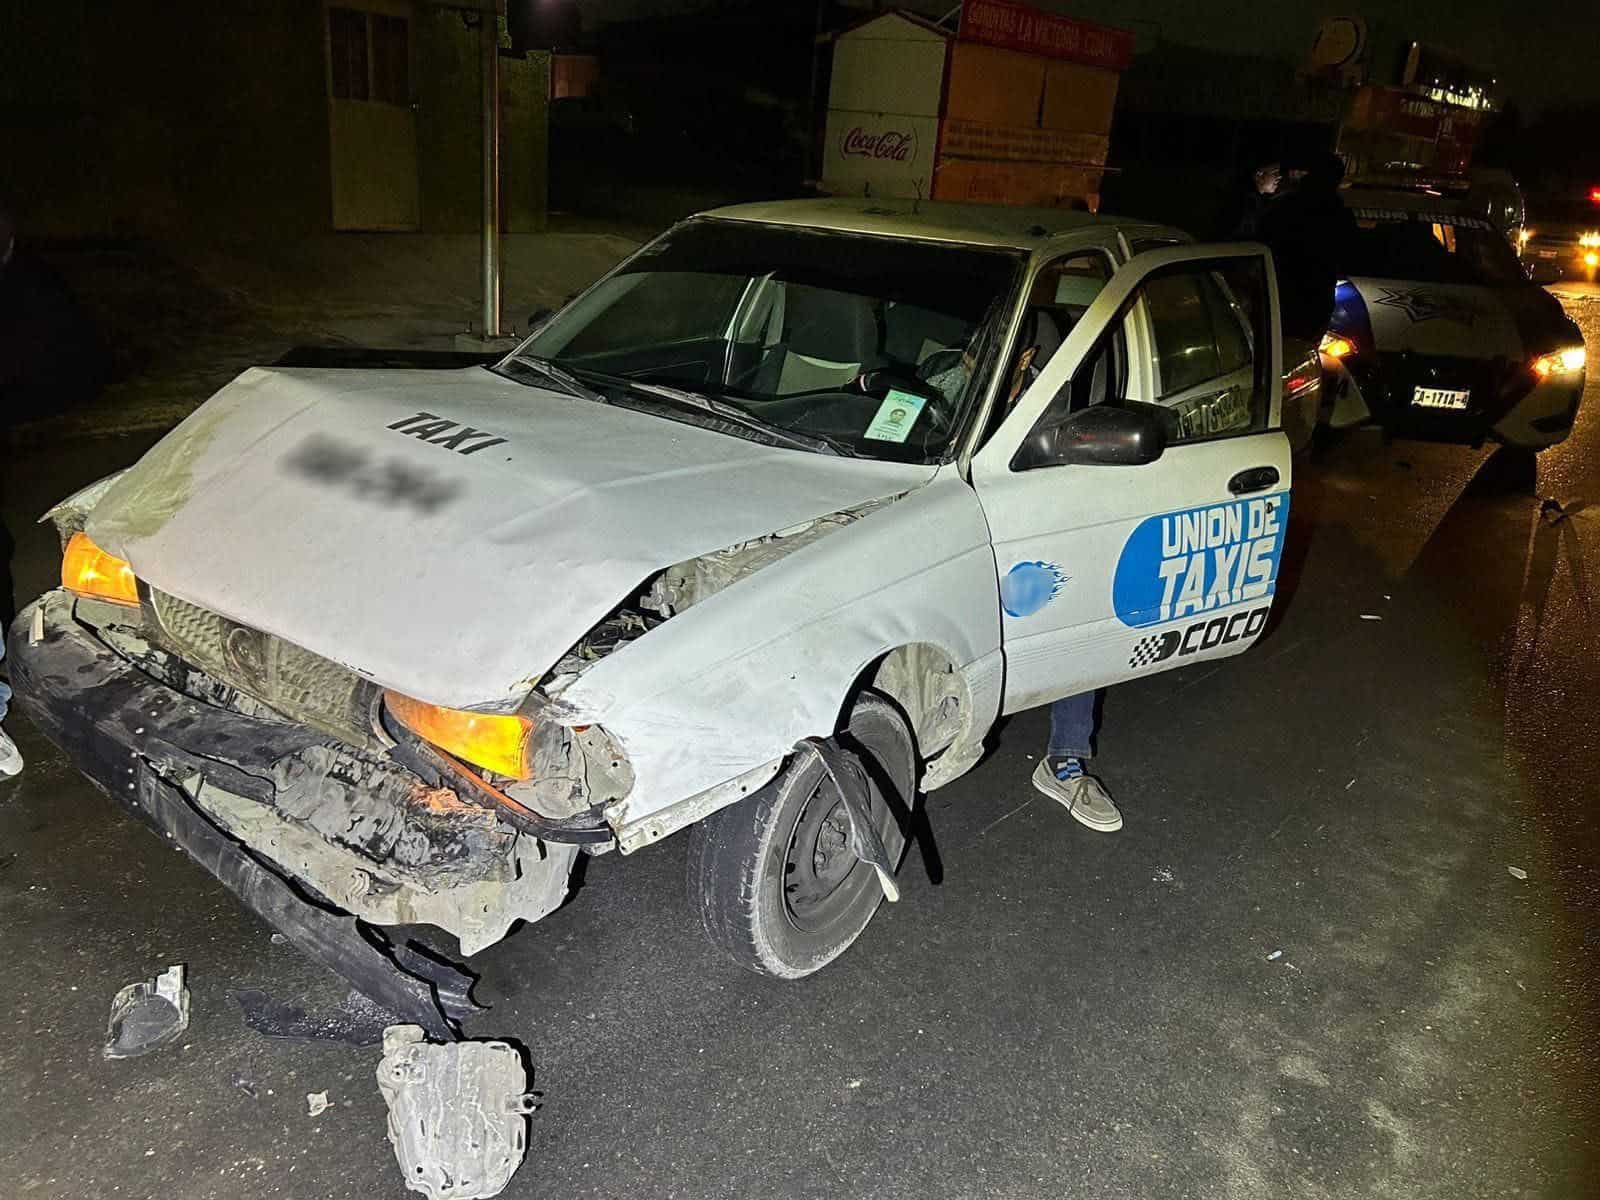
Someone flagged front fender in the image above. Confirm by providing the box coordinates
[563,468,1000,831]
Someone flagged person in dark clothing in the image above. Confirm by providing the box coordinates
[0,207,108,428]
[1233,150,1357,342]
[1,205,108,776]
[0,206,106,626]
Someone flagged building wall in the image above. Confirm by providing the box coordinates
[2,0,330,238]
[415,10,549,235]
[1,0,545,238]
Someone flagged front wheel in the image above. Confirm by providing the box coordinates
[687,693,916,979]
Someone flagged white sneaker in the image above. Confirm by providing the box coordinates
[0,728,22,779]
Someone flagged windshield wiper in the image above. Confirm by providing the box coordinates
[613,379,856,457]
[497,354,609,404]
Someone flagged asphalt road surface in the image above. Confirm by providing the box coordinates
[3,299,1598,1199]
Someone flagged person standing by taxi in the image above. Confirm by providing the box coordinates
[0,199,112,778]
[1233,149,1356,343]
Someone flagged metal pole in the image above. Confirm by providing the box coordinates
[480,2,502,338]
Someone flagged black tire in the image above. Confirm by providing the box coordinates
[687,692,916,979]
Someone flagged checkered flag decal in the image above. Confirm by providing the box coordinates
[1127,630,1180,669]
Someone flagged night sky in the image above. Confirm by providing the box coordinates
[582,0,1596,113]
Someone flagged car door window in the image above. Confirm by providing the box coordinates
[1145,272,1223,393]
[1139,259,1270,442]
[1019,255,1270,452]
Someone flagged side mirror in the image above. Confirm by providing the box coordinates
[527,307,554,332]
[1012,402,1170,470]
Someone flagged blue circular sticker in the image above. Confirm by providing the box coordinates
[1001,560,1069,618]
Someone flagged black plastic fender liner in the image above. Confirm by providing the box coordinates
[135,765,476,1040]
[794,737,902,903]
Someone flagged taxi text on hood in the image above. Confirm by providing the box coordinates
[86,366,935,710]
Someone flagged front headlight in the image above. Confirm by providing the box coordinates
[1532,346,1587,379]
[61,532,140,606]
[384,691,536,779]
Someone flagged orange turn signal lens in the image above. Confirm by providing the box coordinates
[61,532,139,606]
[384,691,534,780]
[1318,333,1357,359]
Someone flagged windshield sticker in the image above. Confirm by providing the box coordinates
[1001,560,1069,618]
[1112,495,1288,628]
[388,411,509,456]
[1370,288,1480,326]
[862,390,927,443]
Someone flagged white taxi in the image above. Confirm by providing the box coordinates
[9,199,1293,1031]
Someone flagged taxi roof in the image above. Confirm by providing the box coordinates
[694,197,1138,252]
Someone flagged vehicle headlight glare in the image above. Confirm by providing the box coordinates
[1532,346,1586,378]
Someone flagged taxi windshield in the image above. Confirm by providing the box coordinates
[504,218,1024,463]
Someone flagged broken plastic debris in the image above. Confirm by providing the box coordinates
[1507,866,1528,881]
[103,965,190,1060]
[377,1024,534,1200]
[306,1090,331,1117]
[236,986,394,1047]
[1265,949,1284,962]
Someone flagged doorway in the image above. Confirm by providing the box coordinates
[325,1,420,230]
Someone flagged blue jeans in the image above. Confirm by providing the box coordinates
[1047,690,1097,759]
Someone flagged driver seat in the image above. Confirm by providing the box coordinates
[773,286,883,395]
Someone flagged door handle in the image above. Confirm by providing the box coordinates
[1228,465,1279,495]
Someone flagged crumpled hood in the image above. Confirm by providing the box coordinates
[88,366,933,709]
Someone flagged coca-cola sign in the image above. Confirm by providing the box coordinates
[841,125,917,163]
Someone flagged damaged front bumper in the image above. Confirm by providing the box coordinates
[6,591,604,1037]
